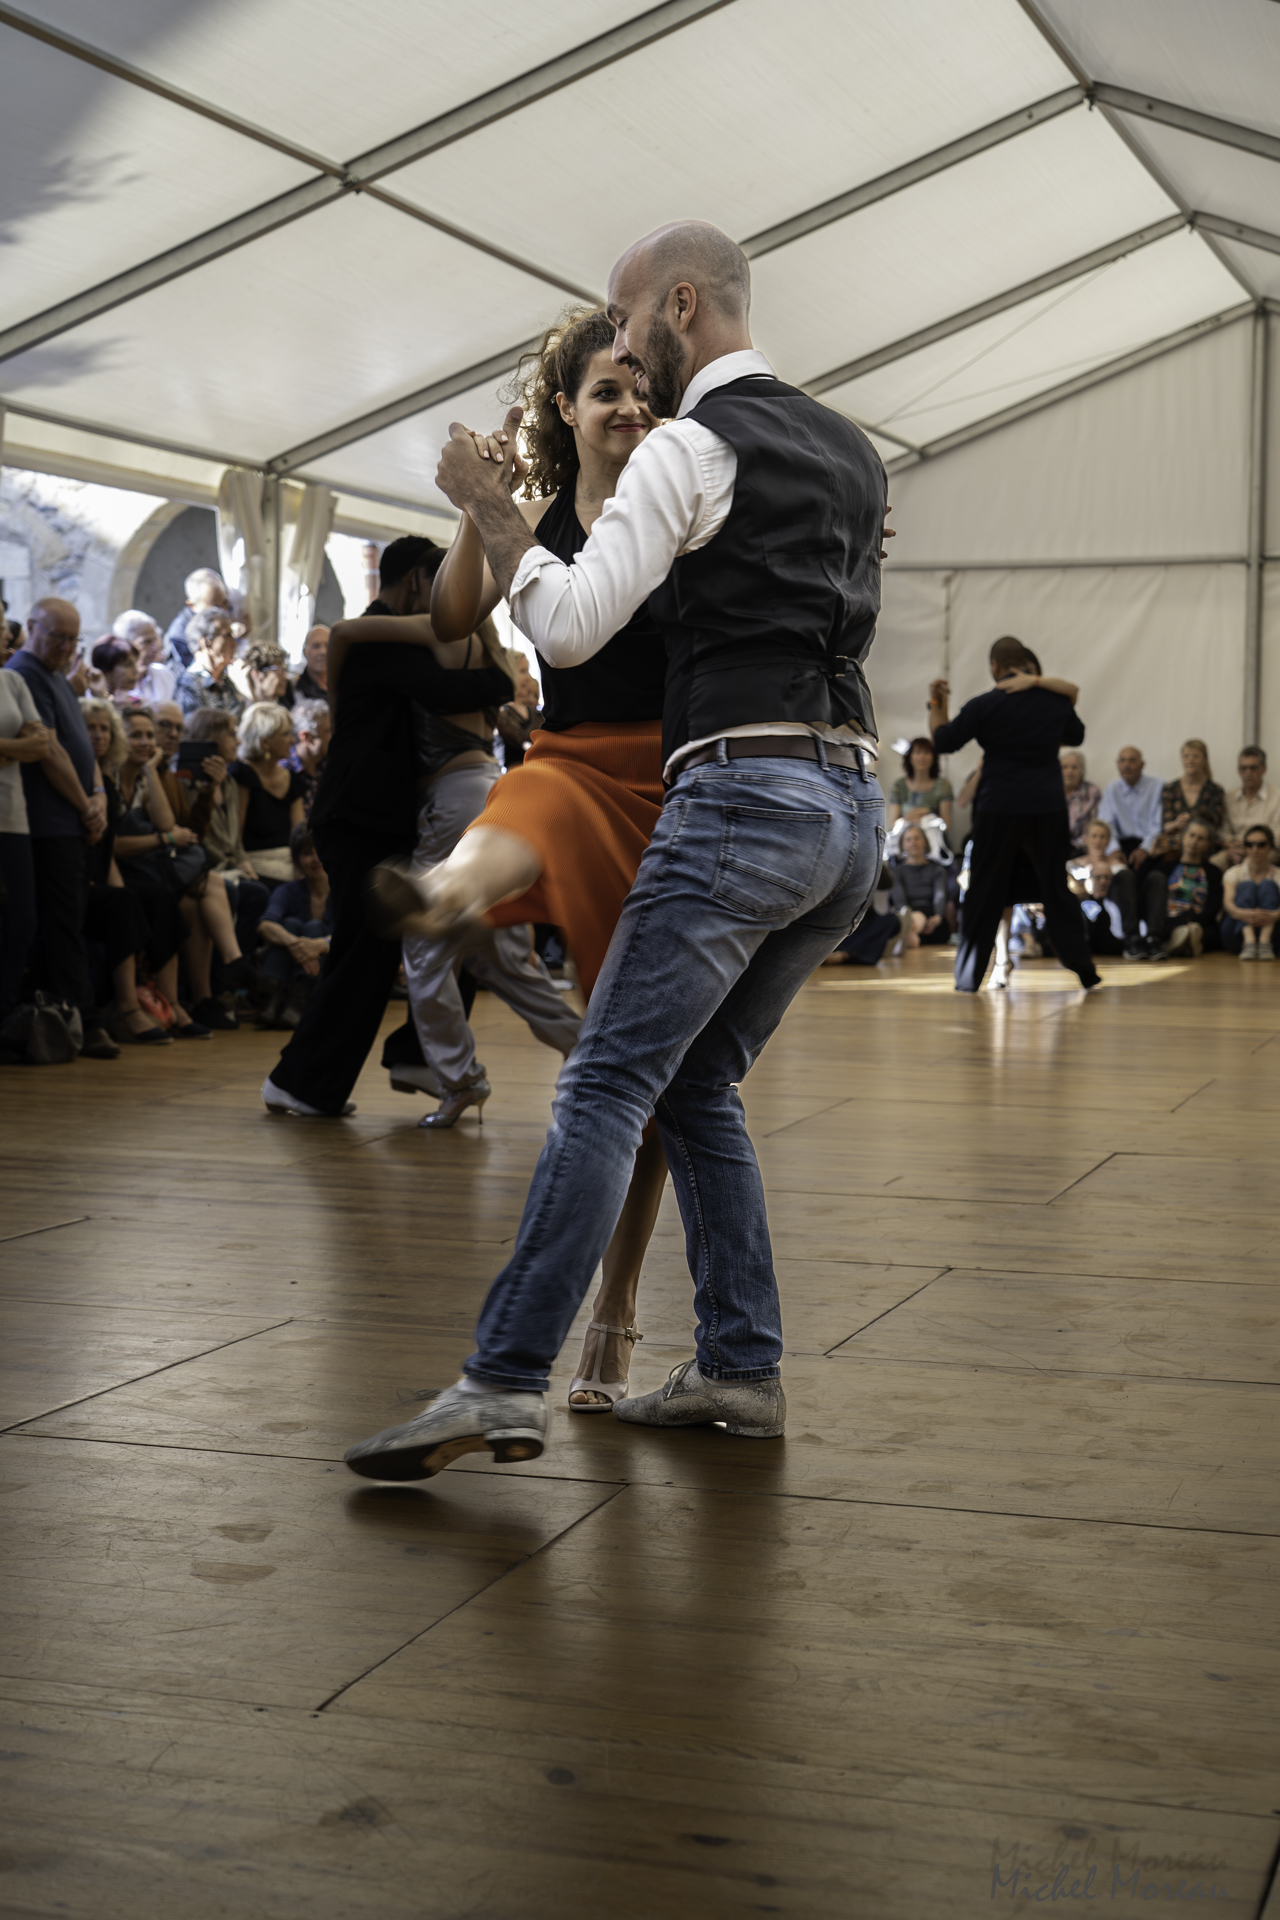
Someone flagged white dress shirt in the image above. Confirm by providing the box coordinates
[1224,781,1280,842]
[508,348,878,780]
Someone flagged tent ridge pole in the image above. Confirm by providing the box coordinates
[1244,307,1269,746]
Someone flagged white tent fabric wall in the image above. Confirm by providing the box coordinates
[871,312,1266,803]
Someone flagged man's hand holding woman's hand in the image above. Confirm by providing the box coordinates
[437,407,527,509]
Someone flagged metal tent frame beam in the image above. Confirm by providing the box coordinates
[268,339,547,475]
[1092,84,1280,169]
[739,87,1084,259]
[1195,213,1280,260]
[0,0,732,363]
[805,214,1185,397]
[881,302,1255,473]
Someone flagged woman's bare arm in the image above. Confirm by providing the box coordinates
[431,498,552,641]
[998,670,1080,703]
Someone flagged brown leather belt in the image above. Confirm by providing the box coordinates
[680,735,868,773]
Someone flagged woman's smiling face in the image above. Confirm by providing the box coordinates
[558,348,655,467]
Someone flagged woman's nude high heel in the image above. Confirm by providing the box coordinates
[568,1321,641,1411]
[418,1075,491,1130]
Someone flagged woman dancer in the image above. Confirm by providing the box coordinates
[372,307,667,1410]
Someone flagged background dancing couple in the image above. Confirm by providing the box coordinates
[344,218,891,1478]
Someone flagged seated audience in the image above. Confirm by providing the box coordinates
[230,702,307,881]
[113,611,176,707]
[91,637,142,706]
[114,706,261,1030]
[1061,748,1101,852]
[284,697,331,814]
[256,825,333,1028]
[1066,819,1129,956]
[888,824,952,946]
[165,568,228,671]
[1221,825,1280,960]
[1066,818,1147,959]
[239,640,293,709]
[181,709,271,955]
[79,699,205,1042]
[1141,821,1222,957]
[1218,747,1280,870]
[176,608,244,718]
[294,624,329,705]
[1098,745,1164,869]
[889,737,953,838]
[1151,739,1226,864]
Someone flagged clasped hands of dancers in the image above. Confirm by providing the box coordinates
[338,217,891,1481]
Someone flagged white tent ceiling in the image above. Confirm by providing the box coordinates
[0,0,1277,524]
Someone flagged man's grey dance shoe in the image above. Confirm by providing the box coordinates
[344,1382,547,1481]
[613,1358,785,1438]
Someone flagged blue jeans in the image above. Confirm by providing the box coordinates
[465,755,884,1392]
[262,916,327,984]
[1222,877,1280,950]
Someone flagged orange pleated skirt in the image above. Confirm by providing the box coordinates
[475,720,664,999]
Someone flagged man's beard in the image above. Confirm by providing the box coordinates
[633,313,686,418]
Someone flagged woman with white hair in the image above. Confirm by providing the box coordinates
[1061,747,1101,853]
[230,702,307,881]
[112,609,176,707]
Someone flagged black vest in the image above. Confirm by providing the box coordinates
[647,375,886,767]
[531,486,667,729]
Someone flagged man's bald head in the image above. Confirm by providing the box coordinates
[606,220,754,418]
[612,220,751,324]
[24,598,80,671]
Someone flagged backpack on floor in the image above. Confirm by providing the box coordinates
[0,993,84,1065]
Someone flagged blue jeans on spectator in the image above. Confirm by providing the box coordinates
[465,754,884,1394]
[1221,877,1280,951]
[0,832,38,1019]
[262,916,327,984]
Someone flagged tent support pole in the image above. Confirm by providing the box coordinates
[1245,308,1270,746]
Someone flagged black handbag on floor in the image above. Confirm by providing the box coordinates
[0,993,84,1064]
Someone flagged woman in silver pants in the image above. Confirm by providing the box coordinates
[401,760,581,1127]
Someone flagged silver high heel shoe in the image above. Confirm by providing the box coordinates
[568,1320,641,1412]
[418,1075,491,1130]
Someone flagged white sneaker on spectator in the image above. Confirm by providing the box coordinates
[261,1076,355,1118]
[1257,942,1275,962]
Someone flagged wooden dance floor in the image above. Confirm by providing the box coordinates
[2,949,1278,1916]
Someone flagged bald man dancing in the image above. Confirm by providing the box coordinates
[345,222,889,1479]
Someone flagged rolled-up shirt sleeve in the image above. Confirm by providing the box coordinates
[509,423,731,666]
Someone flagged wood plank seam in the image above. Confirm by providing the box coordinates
[823,1270,952,1353]
[314,1484,630,1714]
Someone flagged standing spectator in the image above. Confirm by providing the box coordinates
[164,568,228,671]
[175,608,244,719]
[284,697,330,815]
[888,823,951,946]
[113,611,177,708]
[1152,739,1226,863]
[1142,821,1223,957]
[256,826,334,1028]
[1061,749,1101,852]
[4,600,119,1056]
[888,737,954,837]
[1097,746,1164,870]
[1218,747,1280,869]
[230,702,307,882]
[294,625,329,705]
[0,659,53,1021]
[1221,825,1280,959]
[90,637,141,707]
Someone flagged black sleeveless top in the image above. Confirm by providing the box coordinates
[529,486,667,730]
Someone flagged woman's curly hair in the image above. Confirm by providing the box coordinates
[510,307,618,499]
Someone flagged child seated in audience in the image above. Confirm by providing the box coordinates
[1221,824,1280,960]
[1148,821,1223,957]
[888,823,952,947]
